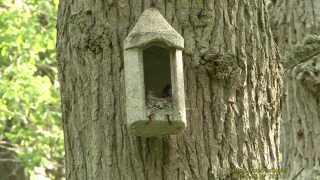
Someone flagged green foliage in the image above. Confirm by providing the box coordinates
[0,0,63,179]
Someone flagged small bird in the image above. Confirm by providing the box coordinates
[162,84,172,98]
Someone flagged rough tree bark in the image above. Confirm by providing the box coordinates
[270,0,320,53]
[270,1,320,179]
[57,1,281,179]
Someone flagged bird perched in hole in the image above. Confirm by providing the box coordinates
[162,84,172,98]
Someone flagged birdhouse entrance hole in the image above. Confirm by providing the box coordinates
[143,46,171,98]
[143,45,174,122]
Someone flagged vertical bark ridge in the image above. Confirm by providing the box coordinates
[270,0,320,179]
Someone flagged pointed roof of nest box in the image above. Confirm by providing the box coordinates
[124,8,184,50]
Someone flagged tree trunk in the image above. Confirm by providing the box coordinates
[270,0,320,53]
[57,1,281,179]
[0,146,27,180]
[270,1,320,179]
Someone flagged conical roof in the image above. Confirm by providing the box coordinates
[124,8,184,50]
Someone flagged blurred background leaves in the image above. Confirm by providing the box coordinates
[0,0,63,179]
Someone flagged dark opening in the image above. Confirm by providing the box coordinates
[143,46,171,99]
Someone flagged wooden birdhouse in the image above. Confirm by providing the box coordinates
[124,8,186,137]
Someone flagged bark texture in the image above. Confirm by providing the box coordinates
[270,0,320,53]
[270,1,320,179]
[57,1,281,179]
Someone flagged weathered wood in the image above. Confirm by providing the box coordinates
[123,10,187,136]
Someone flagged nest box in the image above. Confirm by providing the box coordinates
[124,8,186,137]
